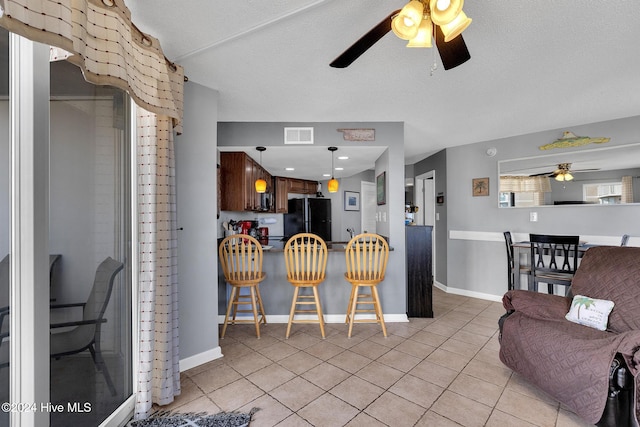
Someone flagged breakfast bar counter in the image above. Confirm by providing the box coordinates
[217,237,402,322]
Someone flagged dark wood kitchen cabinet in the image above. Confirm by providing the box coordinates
[287,178,318,195]
[287,178,305,194]
[406,225,433,317]
[220,151,271,212]
[275,177,288,213]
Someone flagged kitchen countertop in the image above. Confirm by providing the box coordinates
[258,237,393,252]
[217,236,393,253]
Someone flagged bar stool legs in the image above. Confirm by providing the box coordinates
[346,283,387,338]
[286,285,326,339]
[221,283,266,339]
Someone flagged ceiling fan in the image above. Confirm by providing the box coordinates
[330,0,472,70]
[532,163,601,181]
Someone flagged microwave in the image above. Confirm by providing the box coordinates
[258,192,272,212]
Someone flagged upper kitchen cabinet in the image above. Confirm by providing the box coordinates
[220,151,318,213]
[288,178,318,195]
[220,151,272,212]
[275,177,288,213]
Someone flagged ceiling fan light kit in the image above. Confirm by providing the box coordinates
[430,0,464,26]
[554,163,574,182]
[394,0,471,46]
[391,1,424,40]
[441,10,472,42]
[330,0,471,70]
[406,17,433,48]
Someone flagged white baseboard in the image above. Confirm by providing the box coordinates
[179,346,223,372]
[434,280,502,302]
[217,313,409,324]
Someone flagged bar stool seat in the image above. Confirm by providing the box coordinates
[284,233,328,339]
[344,233,389,338]
[218,234,267,338]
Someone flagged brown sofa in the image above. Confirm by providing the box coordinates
[499,246,640,426]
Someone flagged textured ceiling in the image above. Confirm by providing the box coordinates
[127,0,640,166]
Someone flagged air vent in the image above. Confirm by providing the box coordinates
[284,127,314,145]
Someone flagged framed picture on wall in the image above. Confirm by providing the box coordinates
[376,172,386,205]
[472,177,489,196]
[344,191,360,211]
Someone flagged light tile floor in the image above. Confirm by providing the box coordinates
[161,288,594,426]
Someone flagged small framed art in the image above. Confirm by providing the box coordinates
[376,172,386,205]
[344,191,360,211]
[472,177,489,196]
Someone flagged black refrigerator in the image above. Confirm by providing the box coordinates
[284,198,332,241]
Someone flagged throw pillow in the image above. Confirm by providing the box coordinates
[565,295,615,331]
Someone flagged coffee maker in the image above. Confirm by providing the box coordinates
[238,220,259,237]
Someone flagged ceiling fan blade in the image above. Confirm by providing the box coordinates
[434,26,471,70]
[330,9,400,68]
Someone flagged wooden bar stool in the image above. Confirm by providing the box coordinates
[218,234,267,338]
[344,233,389,338]
[284,233,328,339]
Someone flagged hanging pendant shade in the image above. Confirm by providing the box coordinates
[255,178,267,193]
[328,178,339,193]
[255,146,267,193]
[328,146,339,193]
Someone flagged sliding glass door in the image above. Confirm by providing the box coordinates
[0,25,10,427]
[48,57,133,426]
[0,30,134,426]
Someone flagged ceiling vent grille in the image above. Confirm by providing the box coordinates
[284,127,314,145]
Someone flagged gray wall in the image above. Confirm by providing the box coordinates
[413,149,448,286]
[175,82,220,359]
[321,169,375,242]
[444,115,640,298]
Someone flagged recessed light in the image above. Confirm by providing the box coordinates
[338,156,349,160]
[322,174,331,177]
[335,167,344,171]
[285,167,295,171]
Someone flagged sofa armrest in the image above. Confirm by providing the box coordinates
[503,290,570,320]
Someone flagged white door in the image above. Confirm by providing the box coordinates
[423,178,435,226]
[361,181,376,234]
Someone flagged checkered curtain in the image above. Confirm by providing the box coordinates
[621,176,633,203]
[135,108,180,419]
[0,0,183,132]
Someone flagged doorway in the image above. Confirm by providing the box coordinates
[415,171,436,278]
[361,181,376,234]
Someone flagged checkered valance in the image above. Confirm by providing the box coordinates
[0,0,183,133]
[499,176,552,193]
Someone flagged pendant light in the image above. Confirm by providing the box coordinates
[255,146,267,193]
[327,147,339,193]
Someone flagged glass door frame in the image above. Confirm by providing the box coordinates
[8,33,138,427]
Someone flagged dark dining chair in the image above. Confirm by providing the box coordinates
[503,232,530,291]
[529,234,579,295]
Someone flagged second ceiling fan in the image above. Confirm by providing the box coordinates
[330,0,472,70]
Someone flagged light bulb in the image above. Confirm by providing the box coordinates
[436,0,451,10]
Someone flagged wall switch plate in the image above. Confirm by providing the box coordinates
[530,212,538,222]
[436,212,440,221]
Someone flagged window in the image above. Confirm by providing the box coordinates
[583,182,622,204]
